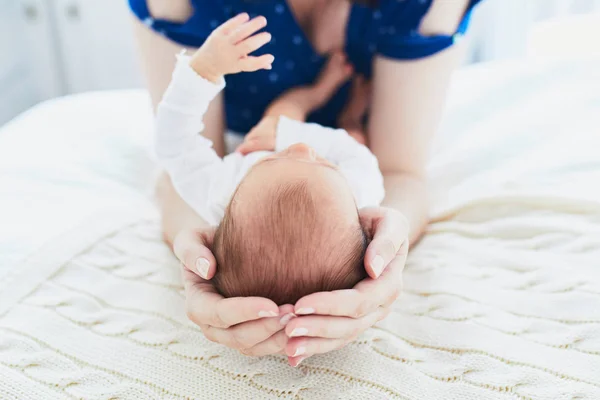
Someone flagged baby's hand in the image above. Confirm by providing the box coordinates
[190,13,274,83]
[236,116,278,155]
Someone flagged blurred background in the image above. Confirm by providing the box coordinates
[0,0,600,126]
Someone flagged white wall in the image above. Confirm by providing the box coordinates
[0,0,44,125]
[51,0,142,94]
[0,0,142,126]
[467,0,600,62]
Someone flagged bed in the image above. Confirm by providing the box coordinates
[1,57,599,399]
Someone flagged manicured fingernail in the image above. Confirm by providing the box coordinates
[290,328,308,337]
[293,347,306,357]
[372,255,384,277]
[258,310,278,318]
[295,308,315,315]
[294,357,306,367]
[196,258,210,278]
[266,64,272,70]
[279,313,295,325]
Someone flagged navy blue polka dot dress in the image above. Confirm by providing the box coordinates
[129,0,483,134]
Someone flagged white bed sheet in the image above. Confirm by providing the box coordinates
[0,91,156,277]
[1,58,600,399]
[2,59,599,275]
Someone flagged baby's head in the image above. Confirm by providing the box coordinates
[212,143,368,305]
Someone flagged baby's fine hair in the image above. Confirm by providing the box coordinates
[212,179,368,305]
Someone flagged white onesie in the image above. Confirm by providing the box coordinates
[155,54,385,226]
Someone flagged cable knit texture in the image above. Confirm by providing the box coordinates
[1,58,600,399]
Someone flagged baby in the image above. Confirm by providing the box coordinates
[155,13,384,305]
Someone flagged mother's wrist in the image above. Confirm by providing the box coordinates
[155,171,210,246]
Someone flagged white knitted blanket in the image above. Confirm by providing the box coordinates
[1,59,600,399]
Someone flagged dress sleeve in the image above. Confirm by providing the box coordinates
[374,0,484,60]
[128,0,227,47]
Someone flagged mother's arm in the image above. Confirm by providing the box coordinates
[284,0,472,366]
[370,0,471,243]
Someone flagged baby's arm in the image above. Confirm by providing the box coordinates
[260,52,353,122]
[276,118,385,207]
[155,13,274,224]
[155,52,228,224]
[237,71,368,155]
[337,75,371,146]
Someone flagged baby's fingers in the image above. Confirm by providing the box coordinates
[236,136,268,155]
[230,16,267,44]
[235,142,254,155]
[237,32,272,56]
[240,54,274,72]
[217,13,250,35]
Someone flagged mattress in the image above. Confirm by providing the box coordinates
[0,57,599,399]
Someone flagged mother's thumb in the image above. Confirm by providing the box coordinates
[173,229,217,280]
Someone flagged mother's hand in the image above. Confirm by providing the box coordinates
[284,207,409,366]
[173,228,295,356]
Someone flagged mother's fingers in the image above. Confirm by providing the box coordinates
[294,255,404,319]
[294,289,367,318]
[285,307,389,366]
[202,312,289,352]
[173,229,217,279]
[240,330,289,357]
[286,338,347,367]
[353,253,404,308]
[359,207,409,278]
[285,307,388,340]
[185,274,279,329]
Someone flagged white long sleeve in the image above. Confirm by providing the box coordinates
[275,117,385,208]
[155,54,250,225]
[155,55,384,225]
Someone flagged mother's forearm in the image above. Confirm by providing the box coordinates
[155,172,210,248]
[382,172,429,245]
